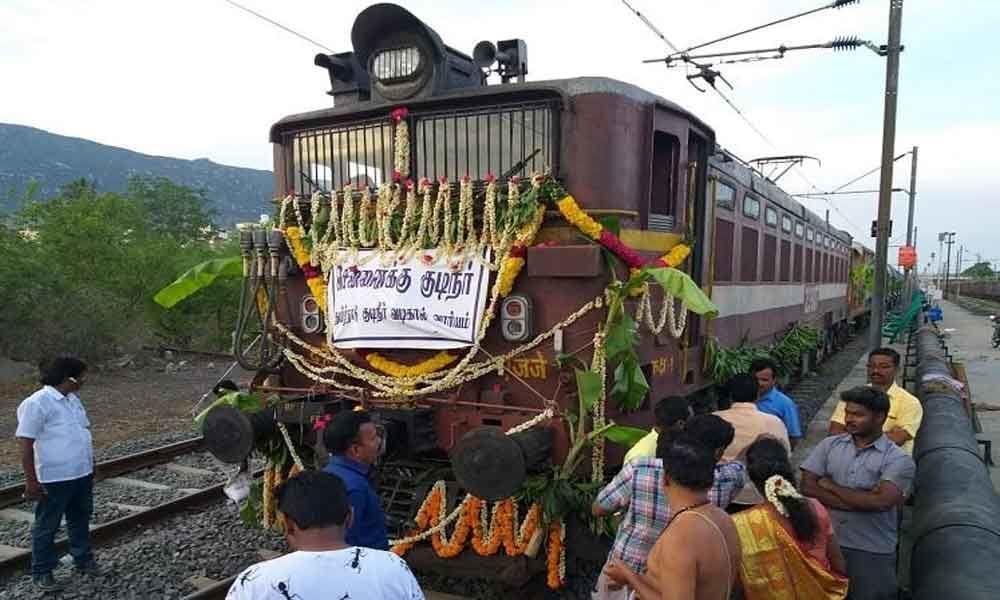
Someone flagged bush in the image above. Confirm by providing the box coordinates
[0,177,240,362]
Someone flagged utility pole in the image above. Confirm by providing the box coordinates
[869,0,905,350]
[943,233,955,299]
[904,146,918,296]
[956,245,963,300]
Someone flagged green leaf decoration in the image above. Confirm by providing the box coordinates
[643,266,719,318]
[597,215,621,236]
[193,391,263,430]
[153,256,242,308]
[611,357,650,411]
[602,425,651,448]
[605,311,637,363]
[574,368,604,414]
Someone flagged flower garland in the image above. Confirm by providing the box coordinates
[763,474,804,518]
[555,194,695,337]
[284,226,327,314]
[636,285,689,338]
[495,206,545,297]
[390,482,558,585]
[556,194,692,270]
[277,292,600,400]
[391,107,410,179]
[590,329,608,483]
[276,186,553,399]
[545,519,566,589]
[293,174,529,271]
[363,350,457,378]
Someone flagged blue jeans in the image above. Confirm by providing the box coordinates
[31,475,94,576]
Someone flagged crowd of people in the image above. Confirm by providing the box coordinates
[15,346,922,599]
[592,346,921,600]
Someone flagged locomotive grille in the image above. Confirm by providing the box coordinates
[648,213,675,232]
[286,100,559,195]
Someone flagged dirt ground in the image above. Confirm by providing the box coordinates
[0,352,252,469]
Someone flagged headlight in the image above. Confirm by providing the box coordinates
[371,46,422,83]
[501,295,533,342]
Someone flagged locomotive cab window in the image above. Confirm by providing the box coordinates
[794,222,804,238]
[781,215,793,233]
[742,195,761,220]
[287,102,557,195]
[650,131,679,231]
[764,206,778,227]
[715,181,736,211]
[806,228,814,242]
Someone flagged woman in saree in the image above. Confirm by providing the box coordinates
[733,437,848,599]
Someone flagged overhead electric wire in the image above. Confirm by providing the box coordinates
[645,37,867,66]
[670,0,860,58]
[222,0,334,53]
[619,0,682,53]
[620,0,867,240]
[830,151,910,192]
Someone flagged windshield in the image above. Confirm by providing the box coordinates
[287,100,559,195]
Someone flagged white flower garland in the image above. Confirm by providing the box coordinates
[276,421,306,471]
[763,474,804,518]
[590,329,607,483]
[506,408,555,435]
[293,177,526,270]
[394,117,410,178]
[636,284,689,339]
[277,292,599,400]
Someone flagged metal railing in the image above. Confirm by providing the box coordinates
[287,100,559,195]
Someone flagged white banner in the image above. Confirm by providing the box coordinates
[327,252,490,349]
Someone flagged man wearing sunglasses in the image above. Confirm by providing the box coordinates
[322,410,388,550]
[15,355,99,592]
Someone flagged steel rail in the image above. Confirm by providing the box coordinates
[0,437,205,510]
[0,467,261,578]
[181,574,238,600]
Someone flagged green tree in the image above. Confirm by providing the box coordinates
[127,176,217,241]
[0,177,238,362]
[962,261,995,279]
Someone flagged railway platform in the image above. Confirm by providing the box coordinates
[792,298,1000,489]
[789,297,1000,598]
[934,298,1000,489]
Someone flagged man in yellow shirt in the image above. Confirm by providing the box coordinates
[623,396,690,462]
[829,348,923,454]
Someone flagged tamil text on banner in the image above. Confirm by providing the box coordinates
[327,252,490,349]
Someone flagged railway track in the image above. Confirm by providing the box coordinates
[0,436,245,579]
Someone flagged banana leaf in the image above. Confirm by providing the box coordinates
[574,368,604,414]
[643,267,720,318]
[602,424,650,448]
[153,256,242,308]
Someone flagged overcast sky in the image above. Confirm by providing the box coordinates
[2,0,997,273]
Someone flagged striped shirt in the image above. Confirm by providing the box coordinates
[596,457,747,572]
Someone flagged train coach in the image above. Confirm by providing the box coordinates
[200,3,872,586]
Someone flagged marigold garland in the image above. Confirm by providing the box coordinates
[545,519,567,589]
[556,194,692,271]
[494,205,545,297]
[390,481,557,584]
[364,350,457,378]
[284,226,327,314]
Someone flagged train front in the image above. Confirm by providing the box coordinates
[199,3,715,587]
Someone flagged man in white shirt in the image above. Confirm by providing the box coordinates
[227,470,424,600]
[15,356,98,592]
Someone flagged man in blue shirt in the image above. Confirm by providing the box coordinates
[750,358,801,447]
[322,410,389,550]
